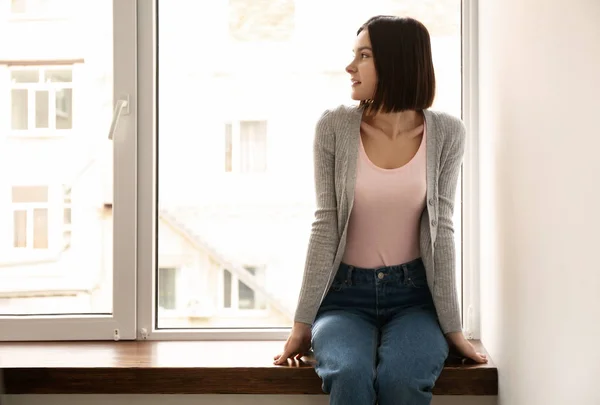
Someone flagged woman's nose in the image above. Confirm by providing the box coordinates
[346,64,355,74]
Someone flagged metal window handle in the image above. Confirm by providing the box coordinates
[108,97,130,140]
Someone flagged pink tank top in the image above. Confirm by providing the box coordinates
[341,124,427,268]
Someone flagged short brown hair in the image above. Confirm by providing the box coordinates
[357,16,436,113]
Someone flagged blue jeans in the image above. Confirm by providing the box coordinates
[311,258,449,405]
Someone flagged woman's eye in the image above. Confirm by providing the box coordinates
[361,53,369,59]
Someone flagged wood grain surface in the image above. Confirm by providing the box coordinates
[0,340,497,395]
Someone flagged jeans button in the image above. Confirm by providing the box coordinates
[431,219,437,227]
[428,198,434,206]
[377,272,384,280]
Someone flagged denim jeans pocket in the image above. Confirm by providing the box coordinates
[331,277,347,292]
[406,267,428,289]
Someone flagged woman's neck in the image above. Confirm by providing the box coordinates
[366,109,423,139]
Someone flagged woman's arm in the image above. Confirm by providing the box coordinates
[434,117,487,364]
[293,110,339,326]
[433,117,466,335]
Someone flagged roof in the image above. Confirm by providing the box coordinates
[160,204,315,319]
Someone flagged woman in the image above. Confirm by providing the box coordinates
[274,15,487,405]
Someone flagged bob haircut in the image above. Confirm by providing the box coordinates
[357,15,436,114]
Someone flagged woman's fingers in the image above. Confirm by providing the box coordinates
[274,353,292,361]
[274,349,294,365]
[469,351,488,364]
[454,339,488,364]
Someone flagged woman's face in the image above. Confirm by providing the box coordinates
[346,29,377,101]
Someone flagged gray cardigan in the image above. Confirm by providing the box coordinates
[293,104,466,334]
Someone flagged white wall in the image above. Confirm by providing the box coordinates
[478,0,600,404]
[3,395,496,405]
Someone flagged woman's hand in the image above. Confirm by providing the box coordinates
[274,322,312,366]
[445,331,488,364]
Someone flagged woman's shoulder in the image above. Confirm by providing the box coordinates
[425,110,465,132]
[316,104,363,127]
[425,109,466,146]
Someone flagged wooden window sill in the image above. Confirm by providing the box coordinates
[0,340,497,395]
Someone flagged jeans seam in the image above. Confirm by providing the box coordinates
[375,271,380,321]
[371,326,379,405]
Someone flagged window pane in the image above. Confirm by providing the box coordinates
[1,0,114,316]
[63,185,72,203]
[56,88,73,129]
[64,207,72,224]
[238,281,255,310]
[223,270,232,309]
[46,69,73,82]
[35,90,49,128]
[157,0,462,328]
[11,69,39,83]
[11,89,28,130]
[13,210,27,248]
[12,186,48,203]
[158,268,177,310]
[224,123,233,172]
[33,208,49,249]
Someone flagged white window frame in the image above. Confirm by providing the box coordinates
[0,0,138,341]
[1,182,114,301]
[2,184,74,269]
[461,0,481,340]
[10,185,51,251]
[136,0,285,340]
[136,0,482,341]
[8,64,75,136]
[0,0,482,343]
[6,185,70,264]
[7,185,72,254]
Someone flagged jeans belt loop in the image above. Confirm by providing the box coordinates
[402,264,409,285]
[346,265,354,286]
